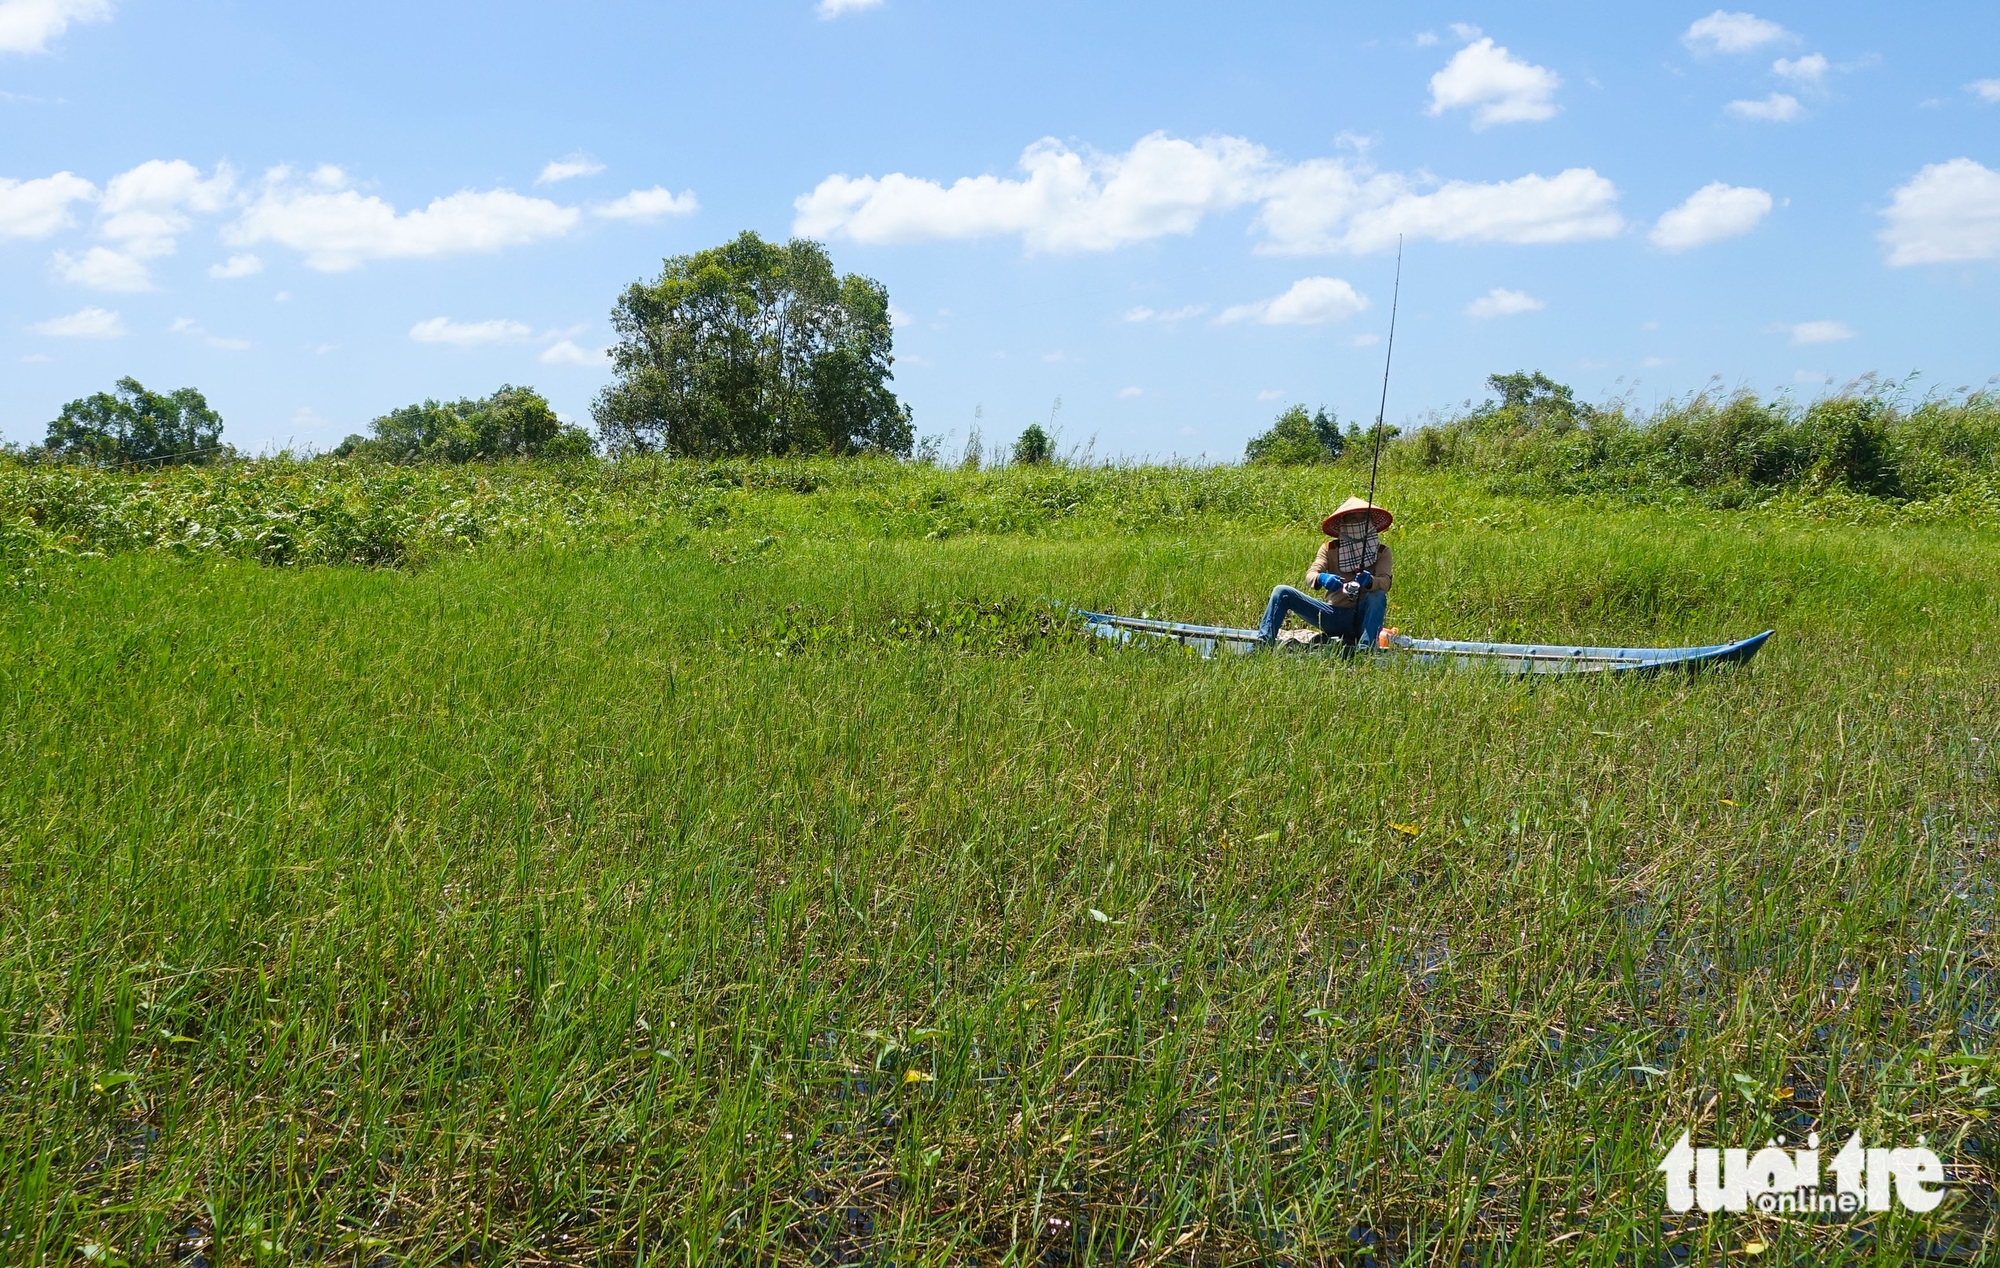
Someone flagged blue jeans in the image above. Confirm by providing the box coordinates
[1257,585,1387,650]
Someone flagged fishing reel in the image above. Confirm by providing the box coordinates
[1315,571,1373,596]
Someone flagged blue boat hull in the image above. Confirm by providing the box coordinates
[1078,611,1772,674]
[1388,629,1773,674]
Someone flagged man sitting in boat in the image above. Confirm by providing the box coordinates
[1256,496,1392,652]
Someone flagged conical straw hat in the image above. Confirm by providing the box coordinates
[1321,496,1393,535]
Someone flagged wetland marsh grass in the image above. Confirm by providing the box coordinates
[1,466,1996,1264]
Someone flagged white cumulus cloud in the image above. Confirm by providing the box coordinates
[1727,92,1803,122]
[53,245,151,290]
[817,0,882,17]
[537,153,605,185]
[1769,319,1857,345]
[1682,10,1791,55]
[209,252,264,279]
[1969,80,2000,104]
[1879,158,2000,265]
[1772,54,1828,84]
[1649,182,1773,250]
[797,131,1623,257]
[540,339,603,367]
[409,317,534,348]
[0,171,96,239]
[29,305,123,338]
[100,159,235,254]
[0,0,112,54]
[1465,287,1544,319]
[1117,386,1143,398]
[593,186,699,221]
[55,159,240,289]
[796,132,1271,253]
[1258,161,1623,254]
[1217,276,1369,326]
[229,166,580,271]
[1426,37,1560,128]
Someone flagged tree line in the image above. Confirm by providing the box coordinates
[1242,370,2000,506]
[19,230,921,467]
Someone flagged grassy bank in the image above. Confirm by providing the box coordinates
[2,473,1996,1264]
[5,441,1996,590]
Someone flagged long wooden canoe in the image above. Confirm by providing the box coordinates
[1077,610,1772,674]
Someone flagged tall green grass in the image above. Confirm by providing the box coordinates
[5,436,1995,593]
[1,471,1995,1264]
[1391,384,2000,516]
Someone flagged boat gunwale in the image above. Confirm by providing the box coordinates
[1078,610,1772,667]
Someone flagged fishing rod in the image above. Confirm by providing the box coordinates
[1325,239,1402,611]
[1366,235,1403,512]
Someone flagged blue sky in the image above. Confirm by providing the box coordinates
[4,1,1997,459]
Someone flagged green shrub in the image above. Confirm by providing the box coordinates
[1798,396,1898,496]
[1011,424,1053,466]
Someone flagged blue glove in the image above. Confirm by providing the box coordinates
[1316,572,1342,591]
[1356,570,1373,591]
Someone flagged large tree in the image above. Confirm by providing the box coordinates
[1474,371,1597,432]
[42,377,229,467]
[593,231,913,457]
[1244,405,1342,465]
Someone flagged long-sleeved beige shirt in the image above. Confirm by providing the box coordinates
[1303,540,1392,608]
